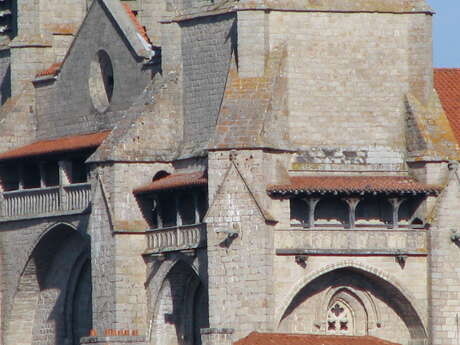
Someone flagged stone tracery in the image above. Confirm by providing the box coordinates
[326,300,352,334]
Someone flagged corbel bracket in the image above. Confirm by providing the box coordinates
[395,255,408,268]
[295,255,309,268]
[451,229,460,244]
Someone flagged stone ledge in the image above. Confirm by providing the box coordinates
[80,336,146,344]
[0,207,90,224]
[276,249,428,256]
[201,328,235,335]
[163,0,432,23]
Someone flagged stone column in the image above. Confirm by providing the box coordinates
[58,160,71,210]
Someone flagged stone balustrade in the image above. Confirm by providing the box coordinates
[1,183,92,219]
[275,227,427,253]
[146,223,206,254]
[63,183,92,211]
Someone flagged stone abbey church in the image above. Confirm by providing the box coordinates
[1,0,460,345]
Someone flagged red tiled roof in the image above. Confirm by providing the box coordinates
[134,171,207,194]
[0,131,111,161]
[36,62,63,78]
[267,176,441,196]
[121,3,150,43]
[434,68,460,144]
[235,332,401,345]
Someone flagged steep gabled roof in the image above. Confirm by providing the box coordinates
[434,68,460,144]
[34,0,153,80]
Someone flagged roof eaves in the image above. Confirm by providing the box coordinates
[0,130,111,161]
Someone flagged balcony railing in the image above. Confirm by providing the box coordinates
[1,183,91,219]
[146,223,206,254]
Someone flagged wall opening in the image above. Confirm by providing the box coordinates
[89,50,114,113]
[398,198,424,228]
[151,261,209,345]
[314,197,349,228]
[290,198,309,227]
[355,197,392,227]
[6,224,92,345]
[279,266,426,344]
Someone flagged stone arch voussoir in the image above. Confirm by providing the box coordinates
[275,260,428,339]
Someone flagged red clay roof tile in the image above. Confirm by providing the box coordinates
[267,176,440,196]
[0,131,111,161]
[35,62,63,78]
[121,3,150,43]
[434,68,460,144]
[235,332,401,345]
[134,171,207,194]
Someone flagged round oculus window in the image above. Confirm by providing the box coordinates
[89,50,114,113]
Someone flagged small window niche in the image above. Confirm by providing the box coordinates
[89,50,114,113]
[290,198,309,227]
[0,164,20,191]
[42,161,59,187]
[22,163,41,189]
[398,198,424,228]
[314,197,349,228]
[355,197,392,228]
[158,191,177,228]
[178,190,196,226]
[71,158,88,184]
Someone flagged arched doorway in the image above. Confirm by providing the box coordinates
[151,260,209,345]
[5,223,92,345]
[278,266,427,345]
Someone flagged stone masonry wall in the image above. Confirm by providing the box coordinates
[111,162,172,231]
[179,13,236,156]
[89,164,117,332]
[39,0,87,32]
[273,255,428,344]
[429,164,460,345]
[113,234,147,332]
[206,150,275,339]
[267,11,432,153]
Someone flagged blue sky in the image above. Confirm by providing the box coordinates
[429,1,460,67]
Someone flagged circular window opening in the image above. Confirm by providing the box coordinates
[89,50,114,113]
